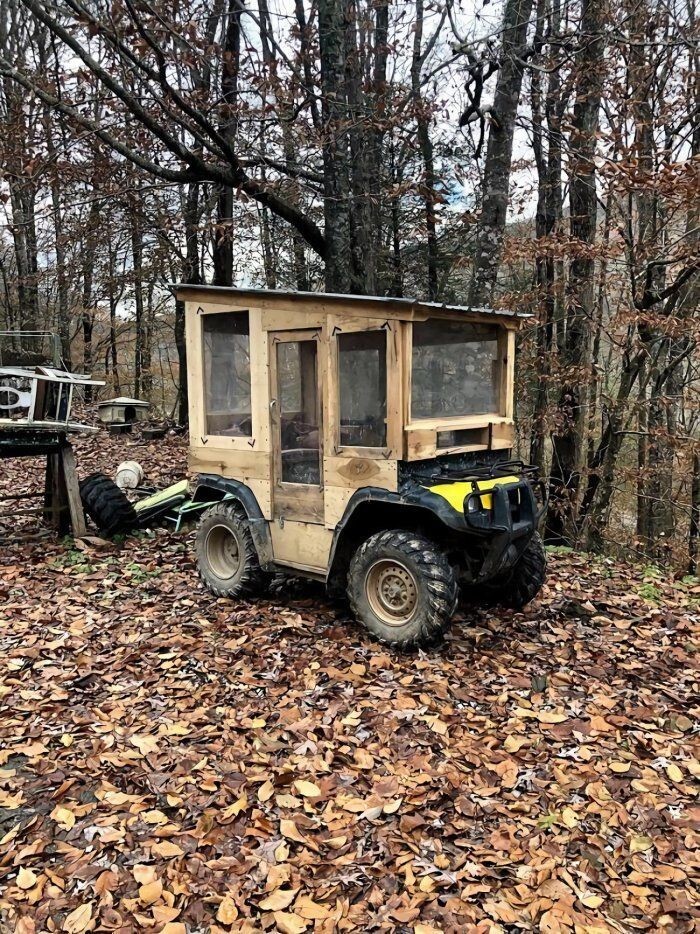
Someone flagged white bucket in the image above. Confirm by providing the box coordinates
[115,460,144,489]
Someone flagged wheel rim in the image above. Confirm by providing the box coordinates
[205,524,242,580]
[365,559,419,626]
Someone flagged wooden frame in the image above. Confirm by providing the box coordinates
[326,315,401,459]
[268,327,325,524]
[181,286,527,571]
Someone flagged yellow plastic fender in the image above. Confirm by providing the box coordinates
[425,475,521,512]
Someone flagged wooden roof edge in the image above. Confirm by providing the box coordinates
[169,284,533,320]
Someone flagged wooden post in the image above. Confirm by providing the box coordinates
[59,442,87,536]
[44,452,63,530]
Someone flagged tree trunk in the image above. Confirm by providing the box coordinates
[80,197,100,399]
[529,0,563,469]
[318,0,358,292]
[131,211,145,398]
[689,452,700,576]
[106,235,121,395]
[469,0,535,306]
[176,182,203,425]
[411,0,439,300]
[546,0,604,543]
[213,0,242,286]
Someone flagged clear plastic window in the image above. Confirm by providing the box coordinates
[202,312,251,436]
[411,320,501,419]
[338,331,387,447]
[277,340,320,485]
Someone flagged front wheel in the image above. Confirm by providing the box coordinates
[347,530,458,649]
[473,532,547,609]
[195,502,269,598]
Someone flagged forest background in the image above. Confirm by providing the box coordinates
[0,0,698,568]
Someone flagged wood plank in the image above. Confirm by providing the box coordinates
[261,308,326,331]
[274,483,325,523]
[60,443,87,537]
[324,456,397,491]
[249,312,270,451]
[405,413,513,432]
[185,300,205,440]
[324,485,356,529]
[245,478,272,520]
[44,452,61,529]
[189,447,271,481]
[504,329,516,420]
[270,520,333,570]
[406,429,436,461]
[387,321,403,457]
[401,321,412,452]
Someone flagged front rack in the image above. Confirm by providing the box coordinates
[433,458,540,482]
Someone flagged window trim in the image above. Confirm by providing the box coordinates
[407,318,506,425]
[198,307,258,449]
[329,318,396,458]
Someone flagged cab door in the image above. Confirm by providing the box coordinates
[268,329,324,525]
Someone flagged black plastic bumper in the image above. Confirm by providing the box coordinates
[463,479,547,581]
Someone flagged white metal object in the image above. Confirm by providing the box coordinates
[0,365,104,434]
[115,461,144,489]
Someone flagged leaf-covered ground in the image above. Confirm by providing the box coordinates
[0,433,698,933]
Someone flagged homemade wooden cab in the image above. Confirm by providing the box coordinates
[179,286,522,576]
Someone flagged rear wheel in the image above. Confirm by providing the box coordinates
[347,530,458,648]
[195,502,268,598]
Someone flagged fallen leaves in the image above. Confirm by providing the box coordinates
[50,805,76,831]
[273,911,308,934]
[16,867,38,890]
[0,433,697,932]
[138,879,163,905]
[216,894,239,923]
[258,887,298,910]
[293,779,321,798]
[62,904,92,933]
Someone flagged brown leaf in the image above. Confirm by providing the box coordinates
[139,880,163,905]
[17,867,38,890]
[273,911,308,934]
[62,903,93,933]
[294,779,321,798]
[216,895,239,923]
[259,887,298,911]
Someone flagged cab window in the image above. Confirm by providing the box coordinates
[202,311,252,436]
[411,319,501,420]
[338,330,387,447]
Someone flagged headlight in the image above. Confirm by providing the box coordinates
[464,494,481,513]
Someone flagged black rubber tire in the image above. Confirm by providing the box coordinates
[79,472,138,537]
[195,502,269,598]
[470,532,547,610]
[347,530,458,649]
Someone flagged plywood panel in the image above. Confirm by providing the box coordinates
[504,329,515,420]
[406,429,436,461]
[246,478,272,520]
[270,520,333,571]
[324,486,356,529]
[274,484,325,523]
[262,308,326,331]
[189,446,271,481]
[185,300,205,440]
[249,315,270,451]
[324,456,397,491]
